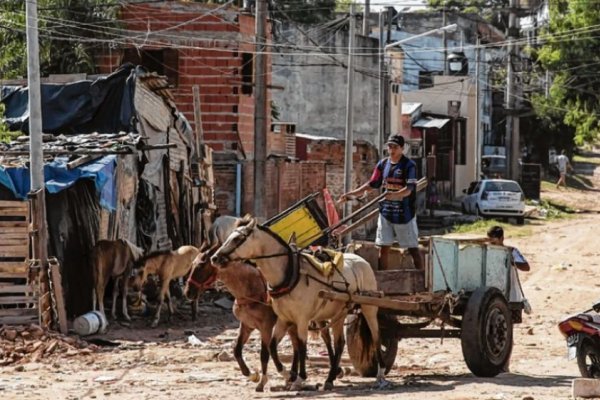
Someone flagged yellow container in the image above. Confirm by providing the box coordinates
[265,193,328,248]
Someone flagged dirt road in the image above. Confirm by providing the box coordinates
[2,176,600,399]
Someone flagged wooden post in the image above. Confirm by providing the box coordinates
[28,189,50,329]
[192,85,204,157]
[49,258,67,333]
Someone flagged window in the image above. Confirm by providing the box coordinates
[122,48,179,86]
[241,52,253,95]
[484,181,522,192]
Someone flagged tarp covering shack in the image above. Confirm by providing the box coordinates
[0,64,214,318]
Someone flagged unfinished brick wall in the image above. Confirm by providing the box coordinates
[94,4,275,157]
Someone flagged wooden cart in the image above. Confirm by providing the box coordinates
[320,236,524,378]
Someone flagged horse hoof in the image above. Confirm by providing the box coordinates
[248,371,260,383]
[323,381,334,391]
[336,367,344,379]
[123,315,131,322]
[150,320,159,328]
[255,383,265,392]
[290,377,305,392]
[376,378,392,390]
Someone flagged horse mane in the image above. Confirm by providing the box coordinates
[135,249,173,267]
[236,213,254,227]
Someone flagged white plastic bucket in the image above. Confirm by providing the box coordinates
[73,311,108,336]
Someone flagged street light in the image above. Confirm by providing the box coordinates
[383,24,458,138]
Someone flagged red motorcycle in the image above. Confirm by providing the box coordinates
[558,302,600,378]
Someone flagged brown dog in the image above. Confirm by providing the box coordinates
[91,239,144,321]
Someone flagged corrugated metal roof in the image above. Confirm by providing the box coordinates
[413,117,450,129]
[402,102,422,115]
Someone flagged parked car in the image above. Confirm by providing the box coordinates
[481,155,507,178]
[461,179,525,224]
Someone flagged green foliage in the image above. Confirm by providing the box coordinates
[450,219,531,237]
[0,0,120,78]
[335,0,362,13]
[272,0,337,24]
[427,0,507,13]
[534,0,600,145]
[0,104,19,143]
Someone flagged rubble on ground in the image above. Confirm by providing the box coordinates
[0,324,99,366]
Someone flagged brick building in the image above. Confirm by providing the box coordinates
[94,1,290,217]
[94,2,379,221]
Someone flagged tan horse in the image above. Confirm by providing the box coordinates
[132,245,199,327]
[91,239,145,321]
[184,216,338,392]
[211,216,389,390]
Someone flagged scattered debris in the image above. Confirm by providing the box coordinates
[0,324,99,366]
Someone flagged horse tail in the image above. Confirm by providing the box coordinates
[346,312,396,377]
[122,239,145,261]
[346,313,378,377]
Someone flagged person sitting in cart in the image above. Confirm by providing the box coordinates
[487,225,531,314]
[339,134,423,271]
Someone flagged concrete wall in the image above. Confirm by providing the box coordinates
[403,76,477,197]
[272,21,380,146]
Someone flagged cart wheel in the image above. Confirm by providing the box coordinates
[461,287,513,377]
[346,313,398,377]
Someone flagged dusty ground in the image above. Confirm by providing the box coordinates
[2,157,600,400]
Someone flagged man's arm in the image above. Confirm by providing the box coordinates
[339,182,375,203]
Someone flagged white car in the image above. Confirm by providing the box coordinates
[461,179,526,224]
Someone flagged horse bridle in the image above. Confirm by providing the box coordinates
[186,271,217,290]
[214,224,290,264]
[214,223,302,298]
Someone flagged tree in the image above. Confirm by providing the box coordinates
[271,0,337,24]
[427,0,507,14]
[0,0,120,79]
[533,0,600,145]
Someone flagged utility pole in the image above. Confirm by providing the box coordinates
[505,0,518,179]
[253,0,267,220]
[475,35,481,179]
[362,0,370,36]
[378,11,385,155]
[442,2,448,75]
[26,0,53,330]
[26,1,43,190]
[343,4,356,231]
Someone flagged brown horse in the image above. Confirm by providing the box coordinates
[91,239,145,321]
[131,245,199,327]
[184,216,337,392]
[212,216,389,391]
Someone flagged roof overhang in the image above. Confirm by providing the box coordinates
[413,117,450,129]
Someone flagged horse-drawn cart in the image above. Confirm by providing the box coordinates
[324,236,523,378]
[264,190,523,378]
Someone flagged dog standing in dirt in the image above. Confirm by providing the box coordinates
[91,239,145,321]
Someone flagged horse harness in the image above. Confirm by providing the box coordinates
[226,224,356,301]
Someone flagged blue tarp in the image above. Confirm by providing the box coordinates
[0,155,117,211]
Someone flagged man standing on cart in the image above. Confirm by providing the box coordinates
[339,134,423,271]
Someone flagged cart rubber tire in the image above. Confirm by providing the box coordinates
[346,313,398,377]
[577,337,600,378]
[461,287,513,377]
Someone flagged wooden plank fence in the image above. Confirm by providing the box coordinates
[0,200,38,325]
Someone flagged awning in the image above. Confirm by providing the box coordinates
[413,117,450,129]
